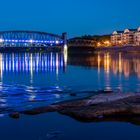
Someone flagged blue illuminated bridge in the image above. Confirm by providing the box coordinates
[0,31,67,47]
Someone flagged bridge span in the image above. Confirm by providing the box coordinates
[0,31,67,48]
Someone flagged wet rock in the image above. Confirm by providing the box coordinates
[22,105,62,115]
[70,93,77,96]
[19,92,140,125]
[97,89,113,93]
[59,95,140,122]
[9,112,20,119]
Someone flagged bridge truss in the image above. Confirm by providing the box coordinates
[0,31,67,47]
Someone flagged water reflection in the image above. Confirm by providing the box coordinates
[1,51,140,116]
[0,52,67,82]
[0,52,69,115]
[68,52,140,92]
[68,52,140,78]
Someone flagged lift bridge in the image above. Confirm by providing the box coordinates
[0,31,67,47]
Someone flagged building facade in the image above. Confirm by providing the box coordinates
[134,27,140,46]
[111,27,140,46]
[111,31,123,46]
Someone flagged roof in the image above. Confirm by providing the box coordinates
[128,29,137,32]
[112,31,123,35]
[116,31,124,33]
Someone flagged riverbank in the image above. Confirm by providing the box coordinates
[10,92,140,125]
[68,45,140,55]
[95,46,140,52]
[68,46,95,54]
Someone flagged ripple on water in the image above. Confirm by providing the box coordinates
[0,84,79,115]
[0,83,139,116]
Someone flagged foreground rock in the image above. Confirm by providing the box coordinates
[9,112,20,119]
[10,93,140,124]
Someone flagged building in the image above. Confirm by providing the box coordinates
[111,31,123,46]
[134,27,140,45]
[111,27,140,46]
[122,29,137,45]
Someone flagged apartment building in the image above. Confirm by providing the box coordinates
[111,31,123,46]
[111,27,140,46]
[134,27,140,45]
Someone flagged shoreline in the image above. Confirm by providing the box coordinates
[95,45,140,53]
[68,45,140,55]
[0,45,139,53]
[9,92,140,125]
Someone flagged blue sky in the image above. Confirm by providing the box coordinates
[0,0,140,37]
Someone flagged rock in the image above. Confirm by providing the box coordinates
[59,95,140,122]
[97,89,113,93]
[70,93,77,96]
[21,105,62,115]
[9,112,20,119]
[16,92,140,125]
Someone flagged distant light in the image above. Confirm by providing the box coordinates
[56,40,59,44]
[118,41,122,44]
[104,40,111,46]
[0,39,4,43]
[97,42,101,47]
[29,39,34,43]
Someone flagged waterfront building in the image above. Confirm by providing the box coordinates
[122,29,137,45]
[134,27,140,45]
[111,31,123,46]
[111,27,140,46]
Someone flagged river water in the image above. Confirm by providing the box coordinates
[0,51,140,140]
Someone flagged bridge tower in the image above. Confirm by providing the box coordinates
[62,32,67,45]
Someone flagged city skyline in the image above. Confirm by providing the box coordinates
[0,0,140,37]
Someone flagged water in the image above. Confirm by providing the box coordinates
[1,51,140,139]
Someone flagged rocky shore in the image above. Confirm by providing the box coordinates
[10,93,140,125]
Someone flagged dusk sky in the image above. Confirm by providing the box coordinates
[0,0,140,37]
